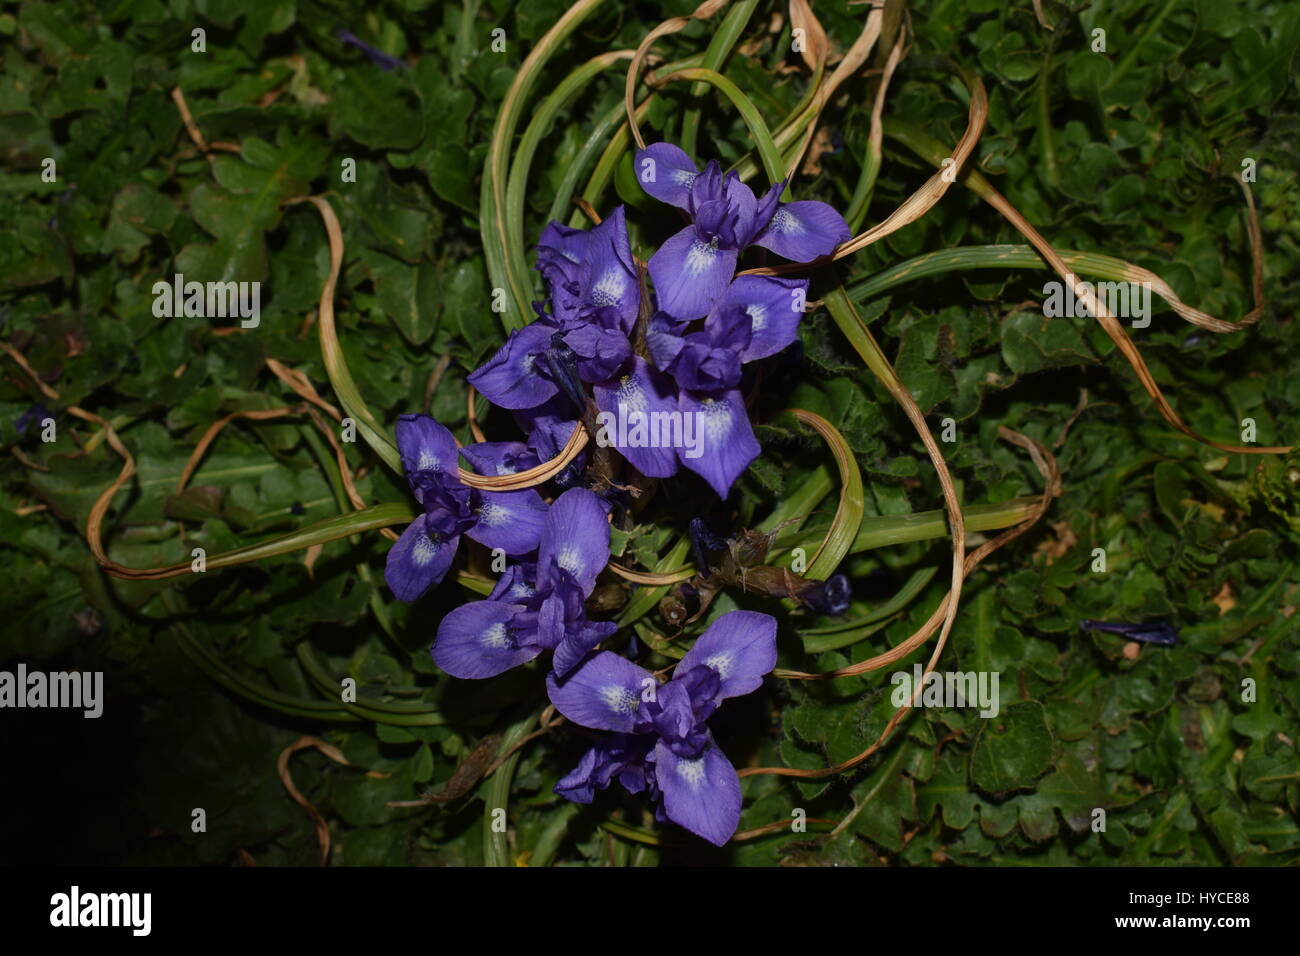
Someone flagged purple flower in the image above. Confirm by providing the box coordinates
[636,142,849,320]
[469,208,640,411]
[431,487,617,678]
[547,609,777,846]
[384,415,549,602]
[536,207,639,333]
[647,307,751,392]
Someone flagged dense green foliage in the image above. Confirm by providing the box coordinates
[2,0,1298,866]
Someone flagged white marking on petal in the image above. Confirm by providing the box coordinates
[616,376,647,414]
[745,303,767,332]
[770,207,803,234]
[590,269,628,307]
[557,546,583,576]
[670,169,697,188]
[705,651,733,679]
[698,397,735,443]
[676,754,706,790]
[684,239,719,277]
[412,534,438,566]
[476,501,506,526]
[481,622,510,649]
[600,684,639,716]
[417,451,439,471]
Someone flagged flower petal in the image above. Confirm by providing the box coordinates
[677,609,777,701]
[431,600,540,679]
[653,737,741,846]
[395,414,458,477]
[465,488,549,555]
[750,200,851,262]
[536,222,590,323]
[546,650,654,733]
[536,486,611,594]
[552,617,619,680]
[648,225,738,321]
[460,440,539,477]
[713,275,808,361]
[634,143,699,209]
[467,323,558,409]
[677,389,760,497]
[592,357,681,479]
[561,322,632,383]
[719,172,759,244]
[384,517,458,601]
[645,312,688,373]
[744,180,784,246]
[487,562,537,603]
[554,734,652,803]
[580,206,639,332]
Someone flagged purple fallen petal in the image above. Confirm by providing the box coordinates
[432,600,540,678]
[677,389,760,497]
[536,487,611,595]
[546,650,654,733]
[384,516,458,601]
[337,30,403,71]
[465,488,549,555]
[634,143,698,209]
[750,200,851,262]
[648,225,739,321]
[677,609,777,701]
[654,737,741,846]
[713,274,808,361]
[592,357,681,479]
[395,414,458,477]
[467,323,558,409]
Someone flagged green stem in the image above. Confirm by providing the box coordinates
[482,0,606,331]
[506,52,631,288]
[484,709,538,867]
[679,0,760,156]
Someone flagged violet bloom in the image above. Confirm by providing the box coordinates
[468,207,639,410]
[431,487,617,678]
[637,142,849,320]
[384,415,548,602]
[547,610,777,846]
[638,273,811,497]
[590,326,761,498]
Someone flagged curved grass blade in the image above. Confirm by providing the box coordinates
[786,409,864,580]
